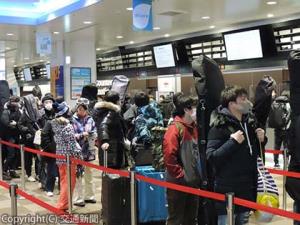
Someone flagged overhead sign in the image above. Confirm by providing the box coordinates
[36,32,52,55]
[132,0,152,31]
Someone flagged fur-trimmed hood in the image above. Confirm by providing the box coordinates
[94,101,121,112]
[53,116,70,125]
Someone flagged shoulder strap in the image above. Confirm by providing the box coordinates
[174,121,184,143]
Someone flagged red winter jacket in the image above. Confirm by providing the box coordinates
[163,116,198,183]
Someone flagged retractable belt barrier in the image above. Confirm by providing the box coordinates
[265,149,284,155]
[0,180,92,225]
[1,140,300,222]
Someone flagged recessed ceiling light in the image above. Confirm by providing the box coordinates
[202,16,210,20]
[126,7,133,11]
[53,31,60,34]
[267,1,277,5]
[267,13,274,18]
[96,48,101,51]
[129,41,135,44]
[39,60,44,62]
[209,25,215,29]
[153,27,161,30]
[5,47,10,50]
[13,65,17,67]
[24,57,29,60]
[83,21,92,25]
[116,35,123,39]
[164,34,170,38]
[6,33,14,36]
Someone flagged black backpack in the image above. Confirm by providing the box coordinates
[268,96,289,129]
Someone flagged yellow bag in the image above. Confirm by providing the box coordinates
[255,193,279,222]
[255,157,279,222]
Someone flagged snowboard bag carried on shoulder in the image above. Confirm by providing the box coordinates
[110,75,130,105]
[288,51,300,116]
[192,55,225,225]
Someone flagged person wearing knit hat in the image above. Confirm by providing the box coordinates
[39,93,56,196]
[53,101,69,118]
[42,99,81,210]
[42,93,55,104]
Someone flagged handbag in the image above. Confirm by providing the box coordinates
[33,129,42,145]
[255,156,279,222]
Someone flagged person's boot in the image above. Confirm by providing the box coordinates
[9,170,20,179]
[3,172,12,181]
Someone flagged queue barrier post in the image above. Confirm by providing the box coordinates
[283,149,288,210]
[9,183,18,225]
[130,170,137,225]
[226,192,235,225]
[0,139,3,181]
[20,145,25,190]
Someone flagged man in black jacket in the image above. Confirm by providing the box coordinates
[0,96,22,179]
[207,86,265,225]
[40,94,57,196]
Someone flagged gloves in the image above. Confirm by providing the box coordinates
[10,120,17,126]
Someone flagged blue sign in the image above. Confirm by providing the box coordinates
[133,0,152,31]
[70,67,91,99]
[36,32,52,55]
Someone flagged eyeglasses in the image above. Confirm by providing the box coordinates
[77,98,89,105]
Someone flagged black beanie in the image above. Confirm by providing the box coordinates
[42,93,55,103]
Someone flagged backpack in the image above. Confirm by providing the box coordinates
[268,96,289,129]
[132,102,164,145]
[152,122,184,171]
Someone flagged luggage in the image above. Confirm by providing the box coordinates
[135,166,167,223]
[110,75,130,105]
[101,151,131,225]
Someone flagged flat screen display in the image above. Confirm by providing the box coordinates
[153,44,176,68]
[224,29,263,61]
[23,68,32,81]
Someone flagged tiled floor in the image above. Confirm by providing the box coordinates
[0,128,297,225]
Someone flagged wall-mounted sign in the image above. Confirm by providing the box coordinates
[36,32,52,55]
[71,67,91,99]
[133,0,152,31]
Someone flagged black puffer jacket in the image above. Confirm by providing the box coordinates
[40,109,56,163]
[93,101,126,168]
[0,104,22,139]
[207,106,259,215]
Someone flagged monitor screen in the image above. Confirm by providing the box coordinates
[23,68,32,81]
[153,44,176,68]
[224,29,263,61]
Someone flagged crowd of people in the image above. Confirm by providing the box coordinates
[0,83,294,225]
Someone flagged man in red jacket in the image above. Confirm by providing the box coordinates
[163,94,200,225]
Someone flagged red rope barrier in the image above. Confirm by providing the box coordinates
[15,189,92,225]
[267,167,300,179]
[265,149,284,155]
[72,158,130,178]
[0,180,10,189]
[23,146,66,160]
[0,140,20,149]
[2,140,300,222]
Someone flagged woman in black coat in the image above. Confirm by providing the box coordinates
[93,91,127,169]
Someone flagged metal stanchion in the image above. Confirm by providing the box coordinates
[130,171,137,225]
[9,183,18,225]
[67,155,72,213]
[226,193,234,225]
[283,149,288,210]
[0,139,3,181]
[20,144,25,190]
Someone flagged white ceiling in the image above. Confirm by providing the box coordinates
[3,0,300,68]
